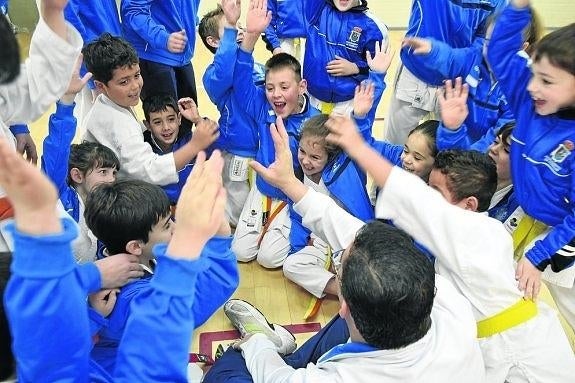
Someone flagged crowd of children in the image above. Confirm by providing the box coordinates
[0,0,574,381]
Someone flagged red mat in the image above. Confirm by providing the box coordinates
[198,322,322,360]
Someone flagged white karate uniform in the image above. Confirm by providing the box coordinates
[241,188,486,383]
[376,167,575,382]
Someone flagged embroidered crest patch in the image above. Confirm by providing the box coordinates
[346,27,362,49]
[549,141,573,164]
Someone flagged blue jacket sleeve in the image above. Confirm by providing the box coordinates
[424,39,479,79]
[113,241,239,382]
[191,235,239,327]
[264,0,281,50]
[203,27,239,105]
[5,220,93,382]
[486,5,533,117]
[232,48,269,122]
[41,101,77,197]
[526,168,575,272]
[9,124,29,135]
[436,123,472,151]
[121,0,170,50]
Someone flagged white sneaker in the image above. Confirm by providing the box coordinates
[224,299,297,355]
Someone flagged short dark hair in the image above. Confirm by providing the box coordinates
[82,33,139,84]
[85,180,171,255]
[341,221,435,350]
[0,15,19,84]
[407,119,439,159]
[533,23,575,76]
[265,53,302,82]
[67,141,120,187]
[198,5,224,54]
[142,93,179,122]
[497,121,515,147]
[300,114,341,161]
[433,150,497,212]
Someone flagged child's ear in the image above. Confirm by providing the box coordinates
[143,120,150,130]
[69,168,84,185]
[206,36,220,49]
[125,240,143,256]
[338,297,350,319]
[298,78,308,95]
[94,80,106,94]
[464,196,479,212]
[177,113,182,125]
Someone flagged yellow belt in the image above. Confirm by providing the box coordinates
[476,299,537,338]
[511,215,548,261]
[318,100,335,115]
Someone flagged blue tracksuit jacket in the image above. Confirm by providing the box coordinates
[264,0,307,51]
[121,0,200,67]
[41,101,82,222]
[203,27,265,158]
[303,0,388,103]
[5,220,238,382]
[420,39,514,152]
[488,5,575,272]
[402,0,505,86]
[232,48,320,201]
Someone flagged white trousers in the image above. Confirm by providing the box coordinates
[480,303,575,382]
[283,243,335,298]
[231,184,290,269]
[383,64,440,145]
[222,152,251,228]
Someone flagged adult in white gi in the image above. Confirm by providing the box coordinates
[327,114,575,382]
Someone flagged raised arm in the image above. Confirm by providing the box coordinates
[1,0,82,127]
[41,56,92,197]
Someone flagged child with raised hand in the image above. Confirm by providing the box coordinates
[0,137,236,381]
[81,33,219,187]
[487,0,575,330]
[303,0,388,119]
[199,0,266,227]
[227,0,320,268]
[40,55,120,264]
[143,93,219,205]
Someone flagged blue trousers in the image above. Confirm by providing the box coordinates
[203,315,349,382]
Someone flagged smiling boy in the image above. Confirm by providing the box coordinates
[81,33,218,186]
[142,93,219,204]
[226,0,320,268]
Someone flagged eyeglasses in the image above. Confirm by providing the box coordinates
[331,249,344,278]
